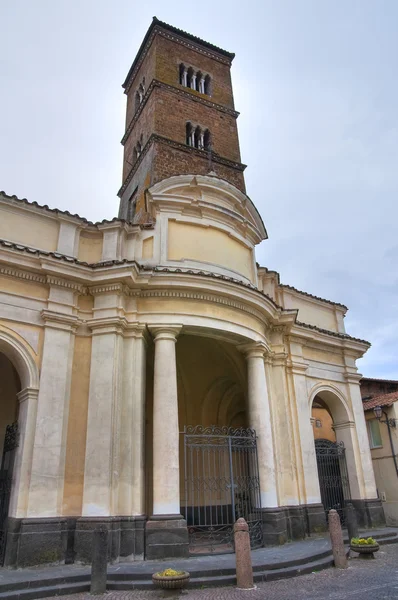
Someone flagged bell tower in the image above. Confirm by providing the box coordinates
[118,17,246,222]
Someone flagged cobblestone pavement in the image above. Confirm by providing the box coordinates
[40,543,398,600]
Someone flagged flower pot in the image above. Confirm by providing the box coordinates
[152,571,190,590]
[350,543,379,558]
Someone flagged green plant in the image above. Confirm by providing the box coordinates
[156,569,185,577]
[351,537,377,545]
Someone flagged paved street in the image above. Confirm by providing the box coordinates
[40,543,398,600]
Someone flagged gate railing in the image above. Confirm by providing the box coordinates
[181,425,263,554]
[0,421,18,565]
[315,439,351,526]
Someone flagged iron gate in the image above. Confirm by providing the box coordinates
[0,422,18,565]
[181,425,263,554]
[315,439,350,525]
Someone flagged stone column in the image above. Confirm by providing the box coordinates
[242,344,283,546]
[244,344,277,509]
[145,325,188,559]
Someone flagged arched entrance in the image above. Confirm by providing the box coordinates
[145,333,263,554]
[0,330,39,567]
[0,352,20,564]
[311,390,352,525]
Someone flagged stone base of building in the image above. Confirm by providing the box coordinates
[145,515,189,560]
[260,503,327,545]
[2,500,385,566]
[350,498,386,529]
[4,515,146,567]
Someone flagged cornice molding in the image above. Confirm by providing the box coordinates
[46,275,85,293]
[138,288,267,325]
[122,79,239,146]
[118,133,246,198]
[0,265,46,284]
[88,283,128,296]
[124,26,232,95]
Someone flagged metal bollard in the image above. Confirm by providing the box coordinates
[90,526,109,595]
[328,509,347,569]
[234,518,254,589]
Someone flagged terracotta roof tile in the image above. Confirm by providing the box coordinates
[363,391,398,411]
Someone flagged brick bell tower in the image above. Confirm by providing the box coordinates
[118,17,246,223]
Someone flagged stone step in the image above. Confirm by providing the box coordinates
[0,581,89,599]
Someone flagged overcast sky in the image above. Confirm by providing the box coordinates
[1,1,397,379]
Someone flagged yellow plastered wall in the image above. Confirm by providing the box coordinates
[312,407,336,442]
[0,275,48,300]
[0,208,59,252]
[303,347,344,366]
[0,353,20,452]
[62,335,92,515]
[365,410,398,524]
[168,221,254,281]
[283,291,338,331]
[77,232,103,263]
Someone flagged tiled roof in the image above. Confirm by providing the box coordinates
[257,266,348,311]
[361,376,398,384]
[363,391,398,411]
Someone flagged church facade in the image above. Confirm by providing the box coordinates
[0,18,384,567]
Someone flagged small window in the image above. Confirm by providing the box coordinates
[315,419,322,428]
[367,419,382,449]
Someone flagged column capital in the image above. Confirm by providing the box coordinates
[41,309,80,332]
[238,341,269,359]
[149,324,183,342]
[17,387,39,404]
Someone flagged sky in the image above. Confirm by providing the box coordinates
[1,1,397,379]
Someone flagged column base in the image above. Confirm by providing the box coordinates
[350,499,386,528]
[3,517,68,568]
[74,516,146,563]
[303,503,327,534]
[145,515,189,560]
[260,508,288,545]
[260,503,327,546]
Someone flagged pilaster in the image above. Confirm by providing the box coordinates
[27,311,79,517]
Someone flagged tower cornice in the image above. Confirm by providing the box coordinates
[123,17,235,94]
[118,134,246,198]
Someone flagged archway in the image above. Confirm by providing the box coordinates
[311,387,356,525]
[0,352,21,564]
[0,330,39,566]
[175,335,262,554]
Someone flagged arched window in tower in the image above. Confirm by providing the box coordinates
[204,129,211,151]
[194,126,202,149]
[186,122,193,146]
[204,74,211,95]
[179,63,187,86]
[135,91,140,113]
[187,67,194,89]
[196,71,204,93]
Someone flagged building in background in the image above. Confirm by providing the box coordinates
[361,378,398,526]
[0,18,384,567]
